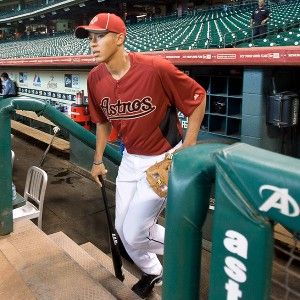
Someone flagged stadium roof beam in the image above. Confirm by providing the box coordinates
[0,0,86,24]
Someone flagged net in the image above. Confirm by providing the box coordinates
[271,225,300,300]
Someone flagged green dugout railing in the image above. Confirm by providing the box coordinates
[164,142,300,300]
[0,97,122,235]
[209,143,300,300]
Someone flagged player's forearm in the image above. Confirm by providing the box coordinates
[182,97,206,148]
[94,122,112,162]
[262,17,269,24]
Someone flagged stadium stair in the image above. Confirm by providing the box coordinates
[0,219,160,299]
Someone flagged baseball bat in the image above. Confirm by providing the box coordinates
[39,126,60,167]
[99,176,125,282]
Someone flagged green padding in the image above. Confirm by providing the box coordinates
[163,143,227,300]
[0,97,122,235]
[209,142,300,300]
[0,100,13,235]
[215,143,300,232]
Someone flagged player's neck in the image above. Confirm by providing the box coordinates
[106,51,131,81]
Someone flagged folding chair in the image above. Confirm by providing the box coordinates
[13,166,48,229]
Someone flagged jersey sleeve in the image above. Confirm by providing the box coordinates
[155,57,206,117]
[87,72,108,124]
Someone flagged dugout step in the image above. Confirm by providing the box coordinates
[0,250,35,299]
[0,219,115,299]
[81,242,162,300]
[50,231,140,300]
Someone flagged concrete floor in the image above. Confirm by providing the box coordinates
[12,133,115,254]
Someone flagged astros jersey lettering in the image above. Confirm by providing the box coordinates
[88,52,206,155]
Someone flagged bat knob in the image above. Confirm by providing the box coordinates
[53,126,60,134]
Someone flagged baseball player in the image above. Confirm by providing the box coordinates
[75,13,206,299]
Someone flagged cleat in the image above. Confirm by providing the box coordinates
[131,272,162,299]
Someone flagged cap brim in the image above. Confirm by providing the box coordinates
[75,25,107,39]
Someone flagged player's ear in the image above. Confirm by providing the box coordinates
[116,33,126,46]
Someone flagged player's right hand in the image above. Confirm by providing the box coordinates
[91,163,108,186]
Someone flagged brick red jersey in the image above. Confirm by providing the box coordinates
[88,52,206,155]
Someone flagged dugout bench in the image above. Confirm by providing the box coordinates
[11,108,70,152]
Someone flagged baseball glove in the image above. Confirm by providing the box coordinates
[146,153,173,198]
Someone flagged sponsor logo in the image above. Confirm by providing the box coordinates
[19,72,28,84]
[217,54,236,60]
[224,230,248,300]
[203,54,212,59]
[64,74,72,88]
[47,74,58,89]
[178,111,188,129]
[64,74,80,89]
[259,185,299,217]
[33,73,41,87]
[101,96,156,120]
[112,233,118,246]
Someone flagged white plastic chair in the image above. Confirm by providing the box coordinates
[13,166,48,229]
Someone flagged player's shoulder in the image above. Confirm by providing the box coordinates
[88,64,105,81]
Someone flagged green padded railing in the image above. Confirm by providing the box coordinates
[163,142,300,300]
[0,96,122,235]
[163,143,228,300]
[209,143,300,300]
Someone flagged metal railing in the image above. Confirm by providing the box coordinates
[223,19,300,47]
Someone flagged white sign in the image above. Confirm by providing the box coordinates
[223,230,248,300]
[259,185,300,217]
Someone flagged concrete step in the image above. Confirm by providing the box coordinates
[0,250,36,299]
[81,242,162,300]
[0,219,116,299]
[49,231,140,300]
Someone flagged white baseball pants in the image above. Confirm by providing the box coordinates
[115,143,181,275]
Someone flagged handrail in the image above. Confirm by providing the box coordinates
[0,96,122,235]
[163,143,227,300]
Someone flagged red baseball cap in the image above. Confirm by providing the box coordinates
[75,13,126,39]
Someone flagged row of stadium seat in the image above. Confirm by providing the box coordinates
[125,0,300,50]
[239,26,300,47]
[0,34,90,59]
[0,0,299,58]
